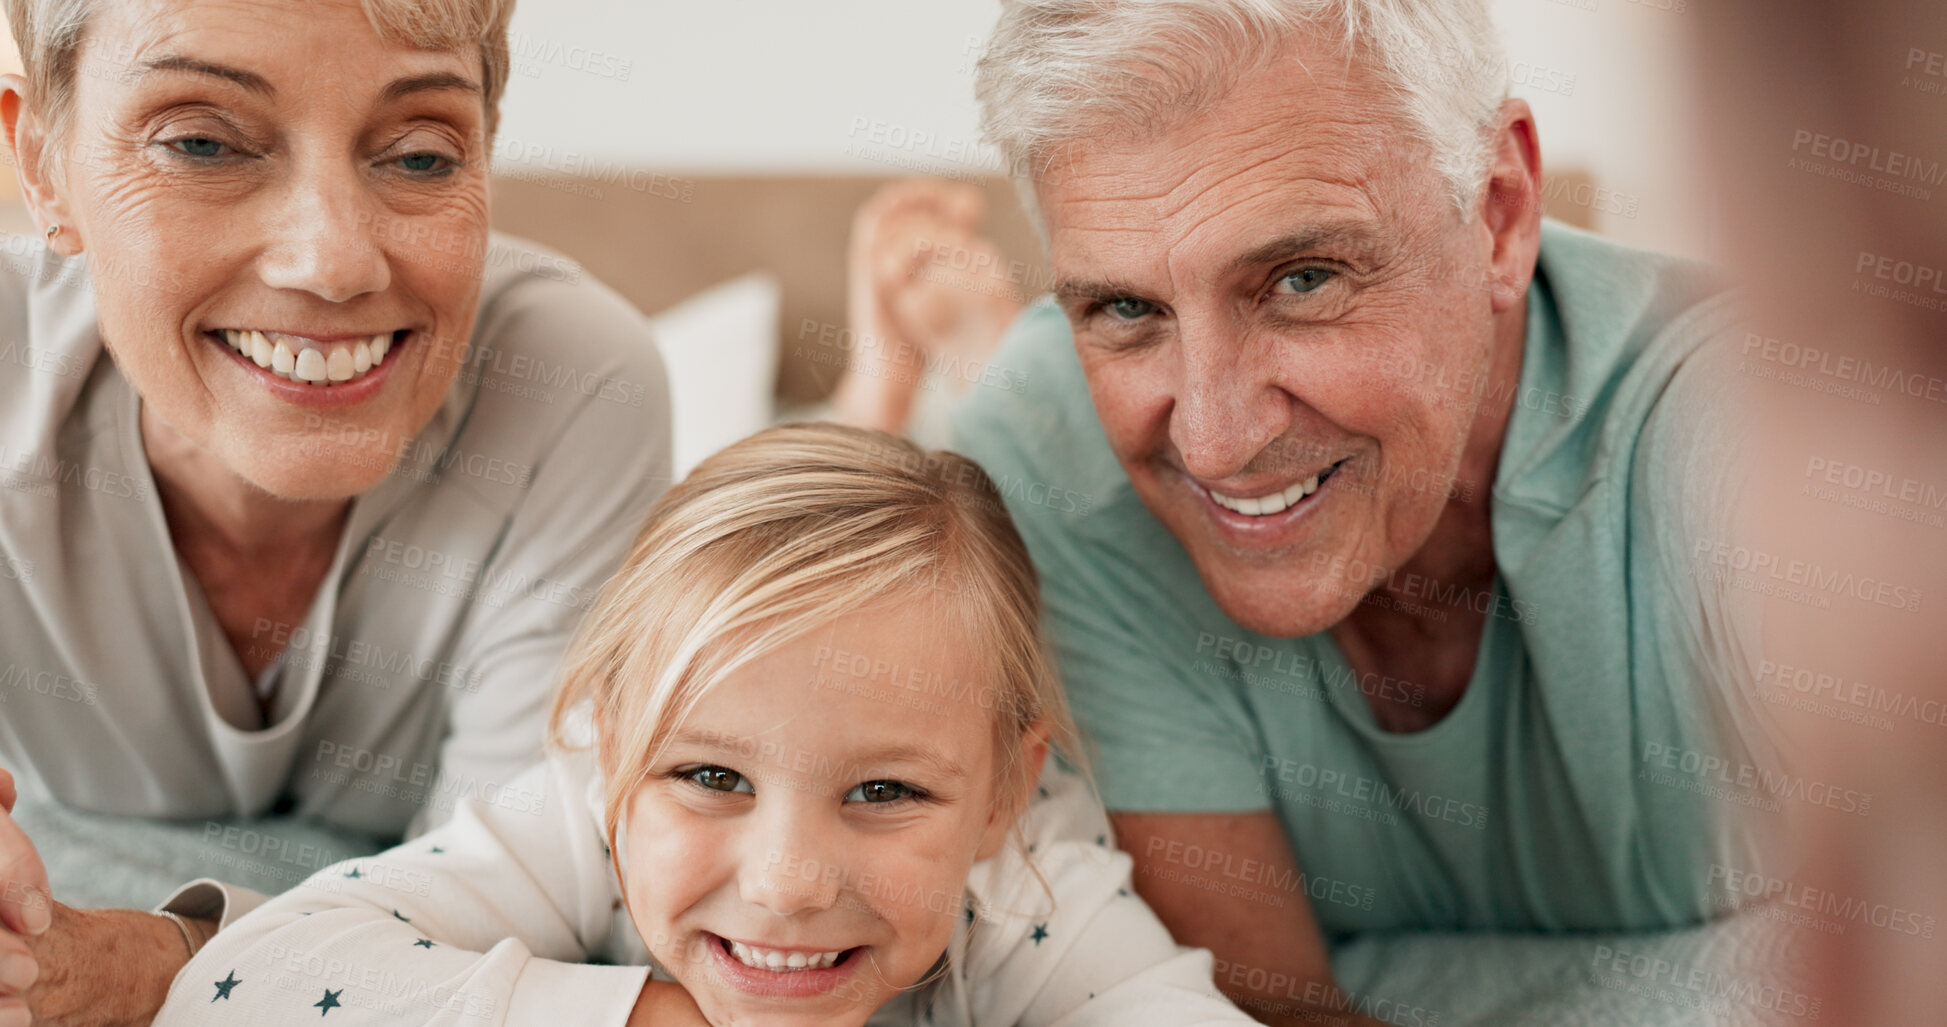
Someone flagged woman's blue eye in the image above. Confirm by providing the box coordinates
[1277,268,1335,294]
[398,152,449,174]
[172,137,227,159]
[1106,297,1155,320]
[846,780,917,804]
[687,766,752,794]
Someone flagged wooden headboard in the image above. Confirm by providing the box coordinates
[488,175,1048,406]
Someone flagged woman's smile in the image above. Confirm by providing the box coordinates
[210,328,397,386]
[202,325,421,412]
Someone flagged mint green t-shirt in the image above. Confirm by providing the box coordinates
[950,221,1771,935]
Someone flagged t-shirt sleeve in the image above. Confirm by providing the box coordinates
[154,755,647,1027]
[415,270,673,836]
[951,302,1269,815]
[1632,299,1771,743]
[966,767,1255,1026]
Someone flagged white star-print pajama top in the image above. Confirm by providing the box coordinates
[151,747,1256,1025]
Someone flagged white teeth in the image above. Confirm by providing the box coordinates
[294,347,328,383]
[1209,470,1329,517]
[726,940,844,972]
[225,331,396,386]
[326,346,354,382]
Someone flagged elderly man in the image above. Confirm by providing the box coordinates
[935,0,1769,1022]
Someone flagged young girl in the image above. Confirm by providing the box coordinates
[153,423,1253,1026]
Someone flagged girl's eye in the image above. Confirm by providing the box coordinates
[169,137,228,159]
[1276,267,1336,295]
[685,766,752,794]
[1105,297,1156,320]
[397,152,451,174]
[846,780,918,804]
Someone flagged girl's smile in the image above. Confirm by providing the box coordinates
[615,597,1042,1027]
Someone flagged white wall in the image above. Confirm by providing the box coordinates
[495,0,1717,258]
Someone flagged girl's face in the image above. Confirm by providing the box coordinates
[618,600,1042,1027]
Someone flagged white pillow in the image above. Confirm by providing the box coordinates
[644,273,782,479]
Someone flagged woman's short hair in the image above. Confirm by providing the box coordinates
[3,0,515,139]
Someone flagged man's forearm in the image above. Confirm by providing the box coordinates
[29,905,208,1027]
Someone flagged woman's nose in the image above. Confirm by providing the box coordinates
[255,164,392,303]
[738,807,844,917]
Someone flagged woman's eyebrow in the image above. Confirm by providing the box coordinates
[381,73,482,103]
[139,55,273,95]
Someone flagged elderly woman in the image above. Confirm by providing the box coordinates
[0,0,675,1022]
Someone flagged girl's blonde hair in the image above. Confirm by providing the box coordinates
[549,421,1079,858]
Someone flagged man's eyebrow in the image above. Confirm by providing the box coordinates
[1054,276,1155,305]
[139,55,273,96]
[380,72,482,104]
[1221,223,1381,279]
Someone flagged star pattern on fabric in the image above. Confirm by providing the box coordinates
[211,970,241,1001]
[344,866,363,880]
[1030,922,1049,945]
[315,988,343,1015]
[392,909,411,922]
[413,938,435,949]
[430,846,445,854]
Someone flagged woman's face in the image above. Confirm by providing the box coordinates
[617,602,1039,1027]
[26,0,491,500]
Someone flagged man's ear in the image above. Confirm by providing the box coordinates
[1,74,78,255]
[975,720,1051,861]
[1477,97,1543,313]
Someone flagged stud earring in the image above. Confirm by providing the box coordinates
[44,224,60,241]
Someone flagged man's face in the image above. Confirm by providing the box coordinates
[1039,42,1510,638]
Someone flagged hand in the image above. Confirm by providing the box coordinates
[0,767,51,1027]
[17,903,206,1027]
[833,178,1026,434]
[627,978,714,1027]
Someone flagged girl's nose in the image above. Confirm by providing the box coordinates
[738,806,845,917]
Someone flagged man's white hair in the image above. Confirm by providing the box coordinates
[976,0,1510,216]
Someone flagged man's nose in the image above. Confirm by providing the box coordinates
[738,805,844,917]
[255,161,391,303]
[1169,325,1291,482]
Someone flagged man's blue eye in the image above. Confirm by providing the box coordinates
[687,766,752,794]
[1278,268,1335,294]
[173,138,226,158]
[846,780,916,804]
[1106,298,1155,320]
[399,153,447,173]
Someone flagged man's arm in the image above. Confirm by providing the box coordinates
[1114,811,1387,1027]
